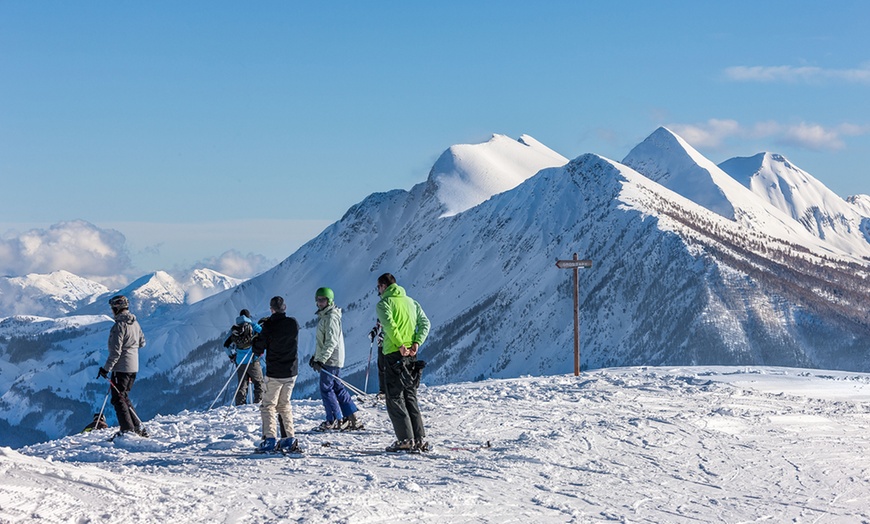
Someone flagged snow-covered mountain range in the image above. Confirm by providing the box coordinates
[0,268,243,319]
[2,128,869,448]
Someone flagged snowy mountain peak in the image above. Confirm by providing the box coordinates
[622,127,737,219]
[183,268,243,304]
[719,152,870,256]
[720,151,832,217]
[430,134,567,217]
[847,194,870,216]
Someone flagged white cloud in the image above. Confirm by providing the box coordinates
[668,119,741,148]
[724,64,870,84]
[191,249,276,279]
[0,220,133,285]
[668,119,870,152]
[779,123,845,151]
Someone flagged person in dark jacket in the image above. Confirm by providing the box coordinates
[97,295,148,437]
[252,296,300,452]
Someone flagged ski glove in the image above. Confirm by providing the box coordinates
[229,352,237,362]
[308,356,323,372]
[97,367,109,379]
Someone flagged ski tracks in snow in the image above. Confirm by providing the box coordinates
[4,367,870,523]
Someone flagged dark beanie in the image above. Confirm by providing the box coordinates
[270,296,286,312]
[239,309,251,318]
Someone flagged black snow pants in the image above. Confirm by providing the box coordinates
[110,371,139,433]
[384,353,425,442]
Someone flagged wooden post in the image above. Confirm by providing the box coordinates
[555,253,592,376]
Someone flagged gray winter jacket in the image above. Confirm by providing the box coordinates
[314,304,345,368]
[103,310,146,373]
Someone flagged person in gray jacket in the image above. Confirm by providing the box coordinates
[97,295,147,437]
[309,287,361,431]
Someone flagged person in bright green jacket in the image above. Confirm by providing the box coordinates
[375,273,431,452]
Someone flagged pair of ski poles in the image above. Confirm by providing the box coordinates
[320,367,370,401]
[98,375,145,430]
[209,352,255,410]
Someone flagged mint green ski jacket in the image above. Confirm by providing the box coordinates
[314,303,345,367]
[376,283,430,356]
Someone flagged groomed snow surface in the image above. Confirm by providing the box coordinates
[3,366,870,523]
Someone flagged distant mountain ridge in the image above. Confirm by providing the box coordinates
[1,129,868,448]
[0,268,243,319]
[0,270,108,317]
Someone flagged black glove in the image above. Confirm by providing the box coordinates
[368,328,378,342]
[308,356,323,372]
[228,352,237,362]
[97,367,109,379]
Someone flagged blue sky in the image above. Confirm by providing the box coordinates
[1,1,868,282]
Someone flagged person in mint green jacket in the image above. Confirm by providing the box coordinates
[309,287,361,431]
[375,273,431,452]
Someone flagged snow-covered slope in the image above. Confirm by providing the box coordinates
[431,133,567,217]
[719,152,870,257]
[3,367,870,523]
[0,270,108,317]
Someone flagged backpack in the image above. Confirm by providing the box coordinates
[230,322,255,349]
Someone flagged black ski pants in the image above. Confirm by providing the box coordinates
[234,357,265,405]
[384,353,425,443]
[110,371,139,433]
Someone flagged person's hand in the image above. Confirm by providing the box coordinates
[409,343,419,357]
[308,356,323,372]
[368,327,378,342]
[398,345,409,357]
[97,367,109,379]
[228,353,237,362]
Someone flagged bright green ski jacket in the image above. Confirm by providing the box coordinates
[376,283,430,356]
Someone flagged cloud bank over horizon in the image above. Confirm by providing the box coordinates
[724,63,870,85]
[0,221,133,287]
[669,118,870,153]
[0,220,287,287]
[188,249,276,280]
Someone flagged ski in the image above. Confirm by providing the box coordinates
[297,428,382,436]
[318,442,442,458]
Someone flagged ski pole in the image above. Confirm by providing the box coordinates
[95,387,110,428]
[229,352,254,407]
[364,339,374,394]
[320,368,369,400]
[209,358,243,410]
[103,376,143,428]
